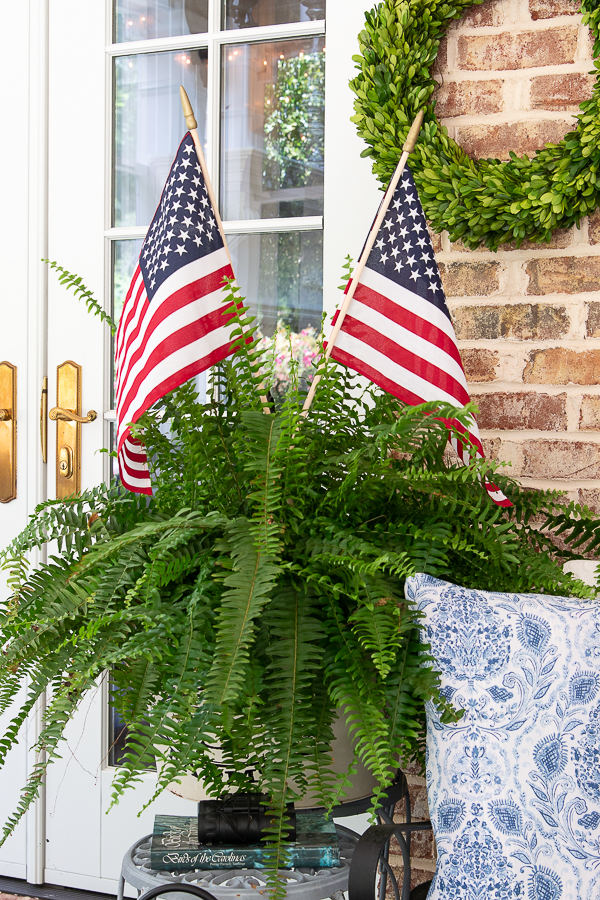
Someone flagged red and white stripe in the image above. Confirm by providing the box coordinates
[115,247,238,494]
[330,267,511,507]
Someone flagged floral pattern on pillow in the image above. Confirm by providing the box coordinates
[405,574,600,900]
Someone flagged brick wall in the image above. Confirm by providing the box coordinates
[393,0,600,885]
[431,0,600,509]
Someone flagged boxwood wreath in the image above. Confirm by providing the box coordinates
[350,0,600,250]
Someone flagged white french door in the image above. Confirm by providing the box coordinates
[42,2,198,892]
[0,0,379,892]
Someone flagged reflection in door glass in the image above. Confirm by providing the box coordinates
[108,688,156,769]
[114,0,208,43]
[228,229,322,337]
[114,50,208,227]
[112,239,143,407]
[113,240,144,328]
[223,0,325,29]
[221,37,325,220]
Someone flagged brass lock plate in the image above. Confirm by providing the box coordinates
[58,445,73,479]
[55,361,81,499]
[0,361,16,503]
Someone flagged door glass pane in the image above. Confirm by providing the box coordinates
[108,691,156,769]
[223,0,325,30]
[113,239,144,331]
[114,0,208,43]
[110,239,143,483]
[113,232,323,341]
[221,37,325,221]
[114,50,208,227]
[228,229,322,336]
[108,707,129,767]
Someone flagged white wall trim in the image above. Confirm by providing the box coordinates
[322,0,379,321]
[105,216,323,241]
[107,18,325,57]
[0,864,28,879]
[43,870,122,894]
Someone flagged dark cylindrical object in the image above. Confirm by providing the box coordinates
[197,793,296,844]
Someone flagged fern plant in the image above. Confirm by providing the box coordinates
[1,277,600,893]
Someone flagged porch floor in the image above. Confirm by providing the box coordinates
[0,878,115,900]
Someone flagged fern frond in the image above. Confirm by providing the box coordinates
[2,262,600,889]
[44,260,117,333]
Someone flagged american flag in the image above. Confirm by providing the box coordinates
[329,165,511,507]
[115,133,239,494]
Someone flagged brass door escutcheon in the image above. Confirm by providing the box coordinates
[0,362,16,503]
[52,361,95,499]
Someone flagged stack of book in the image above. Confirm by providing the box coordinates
[150,810,340,870]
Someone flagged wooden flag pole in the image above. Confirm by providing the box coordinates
[180,86,233,269]
[180,86,270,411]
[300,109,425,418]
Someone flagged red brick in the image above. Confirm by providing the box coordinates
[405,828,434,859]
[530,0,581,19]
[427,224,443,254]
[483,436,502,459]
[580,395,600,430]
[504,229,574,251]
[452,229,573,251]
[453,303,569,340]
[578,489,600,512]
[401,757,425,778]
[520,440,600,478]
[392,797,434,855]
[457,26,578,70]
[527,256,600,294]
[433,37,448,77]
[388,864,434,894]
[457,119,574,161]
[439,261,500,296]
[587,302,600,336]
[391,780,434,867]
[462,0,507,26]
[435,79,504,118]
[409,784,430,821]
[476,391,567,430]
[531,73,595,111]
[523,348,600,384]
[461,348,499,382]
[546,526,598,556]
[588,213,600,246]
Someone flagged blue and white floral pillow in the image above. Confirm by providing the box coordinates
[405,573,600,900]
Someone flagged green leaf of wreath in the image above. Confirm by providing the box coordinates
[350,0,600,250]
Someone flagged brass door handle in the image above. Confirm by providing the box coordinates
[49,407,97,424]
[0,362,16,503]
[40,377,47,463]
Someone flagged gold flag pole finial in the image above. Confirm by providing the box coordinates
[402,109,425,153]
[180,85,198,131]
